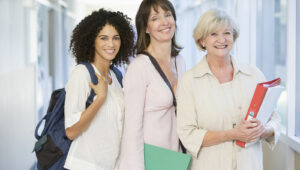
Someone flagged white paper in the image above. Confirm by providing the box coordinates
[256,86,284,125]
[245,85,283,148]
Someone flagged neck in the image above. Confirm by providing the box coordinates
[206,54,231,69]
[146,41,172,62]
[92,56,110,76]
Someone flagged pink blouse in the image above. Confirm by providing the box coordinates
[119,54,185,170]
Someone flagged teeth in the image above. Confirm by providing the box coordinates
[161,28,170,32]
[215,45,226,49]
[105,49,114,54]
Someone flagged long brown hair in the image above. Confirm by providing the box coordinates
[135,0,182,57]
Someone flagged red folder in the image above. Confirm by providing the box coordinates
[236,78,281,148]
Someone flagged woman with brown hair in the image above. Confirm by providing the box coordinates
[119,0,185,169]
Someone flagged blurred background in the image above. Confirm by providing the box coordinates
[0,0,300,169]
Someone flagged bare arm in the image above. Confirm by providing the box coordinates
[201,119,265,147]
[65,73,107,140]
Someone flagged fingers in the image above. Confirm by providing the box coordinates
[249,118,261,124]
[237,119,265,142]
[242,120,258,128]
[241,118,262,129]
[89,82,95,90]
[248,123,265,140]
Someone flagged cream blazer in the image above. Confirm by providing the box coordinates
[176,57,281,170]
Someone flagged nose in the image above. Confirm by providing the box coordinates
[217,35,226,43]
[161,17,169,25]
[107,38,114,47]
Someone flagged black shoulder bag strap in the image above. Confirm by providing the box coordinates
[142,51,177,107]
[141,51,186,153]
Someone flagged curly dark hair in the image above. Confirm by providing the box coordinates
[70,8,135,66]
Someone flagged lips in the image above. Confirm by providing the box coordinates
[215,45,228,49]
[104,49,115,54]
[159,27,171,32]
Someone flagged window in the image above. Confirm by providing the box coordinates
[295,0,300,138]
[256,0,287,127]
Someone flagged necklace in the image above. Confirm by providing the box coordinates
[100,71,112,84]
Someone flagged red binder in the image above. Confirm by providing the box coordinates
[236,78,281,148]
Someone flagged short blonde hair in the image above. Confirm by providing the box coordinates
[193,9,239,51]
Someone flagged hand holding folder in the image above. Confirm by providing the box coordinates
[144,143,191,170]
[236,78,283,148]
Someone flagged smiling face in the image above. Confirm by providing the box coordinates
[200,24,234,58]
[146,6,175,43]
[94,24,121,62]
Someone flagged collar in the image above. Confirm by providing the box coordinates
[192,56,253,78]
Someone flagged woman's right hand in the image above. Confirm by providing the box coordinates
[89,73,108,100]
[233,119,265,143]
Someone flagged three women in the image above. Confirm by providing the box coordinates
[64,3,280,170]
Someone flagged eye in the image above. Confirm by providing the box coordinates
[113,36,120,40]
[165,12,172,17]
[99,36,107,40]
[151,17,158,21]
[210,33,217,36]
[225,31,231,35]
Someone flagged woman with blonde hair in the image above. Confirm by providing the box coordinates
[177,9,281,170]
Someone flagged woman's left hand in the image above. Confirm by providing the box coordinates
[248,118,265,142]
[234,118,265,143]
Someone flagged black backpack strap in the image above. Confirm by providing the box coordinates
[79,62,98,107]
[35,114,47,139]
[110,65,123,87]
[35,63,97,140]
[35,89,65,140]
[141,51,177,107]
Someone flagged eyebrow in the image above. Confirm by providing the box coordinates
[98,34,120,37]
[149,13,158,17]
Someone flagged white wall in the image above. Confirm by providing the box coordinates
[0,0,38,169]
[0,0,27,74]
[0,66,37,170]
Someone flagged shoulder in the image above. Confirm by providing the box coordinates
[128,54,150,67]
[124,54,151,81]
[70,64,89,75]
[126,54,151,74]
[65,64,91,93]
[67,64,91,83]
[179,68,194,86]
[239,63,266,82]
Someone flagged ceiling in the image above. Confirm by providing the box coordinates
[78,0,143,22]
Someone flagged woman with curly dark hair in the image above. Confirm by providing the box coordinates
[64,8,134,170]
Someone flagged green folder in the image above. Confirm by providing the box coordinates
[144,143,192,170]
